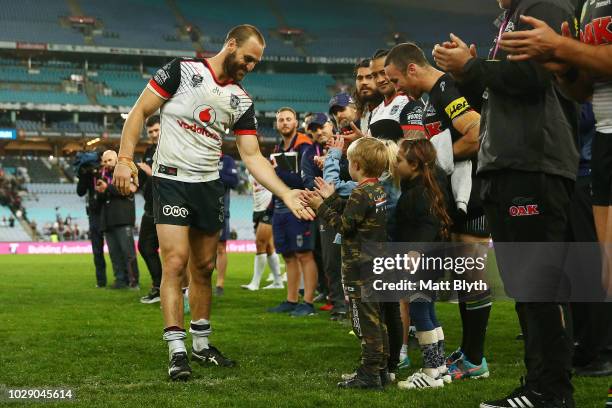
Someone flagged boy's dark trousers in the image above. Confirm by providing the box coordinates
[347,285,389,375]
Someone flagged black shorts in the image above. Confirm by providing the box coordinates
[591,131,612,206]
[252,209,272,231]
[152,176,224,233]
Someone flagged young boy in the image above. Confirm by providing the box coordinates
[302,137,389,389]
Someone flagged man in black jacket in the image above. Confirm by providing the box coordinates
[97,150,139,289]
[433,1,579,407]
[76,152,106,287]
[138,116,163,303]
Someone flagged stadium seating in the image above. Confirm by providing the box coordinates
[0,90,90,105]
[79,0,192,50]
[0,0,85,45]
[1,157,62,183]
[21,188,146,235]
[0,206,31,242]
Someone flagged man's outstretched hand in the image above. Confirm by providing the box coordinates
[280,189,316,220]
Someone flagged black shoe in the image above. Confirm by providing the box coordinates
[575,359,612,377]
[215,286,224,296]
[337,366,383,390]
[330,311,347,321]
[516,333,524,340]
[379,368,394,387]
[108,281,127,289]
[192,345,236,367]
[168,352,191,381]
[481,387,569,408]
[140,288,161,304]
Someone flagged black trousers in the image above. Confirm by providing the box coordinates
[138,213,162,288]
[319,221,345,312]
[380,301,402,372]
[89,213,106,286]
[313,219,327,297]
[481,170,574,405]
[567,175,612,364]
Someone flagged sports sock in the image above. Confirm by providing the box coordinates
[435,326,447,373]
[459,301,468,351]
[464,299,491,363]
[250,253,266,287]
[416,329,439,378]
[163,326,186,357]
[189,319,211,351]
[400,343,408,355]
[267,253,282,283]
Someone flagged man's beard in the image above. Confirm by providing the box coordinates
[360,88,382,104]
[279,124,296,137]
[223,52,247,81]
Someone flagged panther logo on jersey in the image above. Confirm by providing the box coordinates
[193,104,216,128]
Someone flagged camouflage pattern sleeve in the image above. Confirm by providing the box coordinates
[318,187,369,236]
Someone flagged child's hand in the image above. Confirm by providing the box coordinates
[314,177,335,199]
[299,189,323,211]
[327,134,345,151]
[313,155,326,170]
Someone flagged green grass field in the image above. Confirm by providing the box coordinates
[0,254,608,407]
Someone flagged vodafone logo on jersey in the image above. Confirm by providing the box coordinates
[193,104,216,128]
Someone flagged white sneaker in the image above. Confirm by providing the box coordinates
[398,370,444,390]
[240,284,259,291]
[263,282,284,289]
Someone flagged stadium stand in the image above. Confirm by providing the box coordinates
[1,157,62,183]
[0,205,31,241]
[0,0,85,45]
[79,0,193,50]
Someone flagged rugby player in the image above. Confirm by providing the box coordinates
[113,24,312,380]
[385,42,490,383]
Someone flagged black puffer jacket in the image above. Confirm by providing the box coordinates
[461,0,579,180]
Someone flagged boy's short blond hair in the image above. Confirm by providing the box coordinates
[346,137,389,178]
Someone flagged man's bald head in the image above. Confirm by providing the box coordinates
[102,150,117,170]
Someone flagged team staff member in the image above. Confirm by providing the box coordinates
[138,115,163,304]
[498,0,612,298]
[113,24,312,381]
[214,153,239,296]
[98,150,139,289]
[267,107,319,317]
[433,0,579,406]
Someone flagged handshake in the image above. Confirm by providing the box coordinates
[299,177,336,212]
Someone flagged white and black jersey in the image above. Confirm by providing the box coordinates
[369,93,410,128]
[148,58,257,183]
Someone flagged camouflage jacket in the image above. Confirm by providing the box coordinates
[317,179,387,286]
